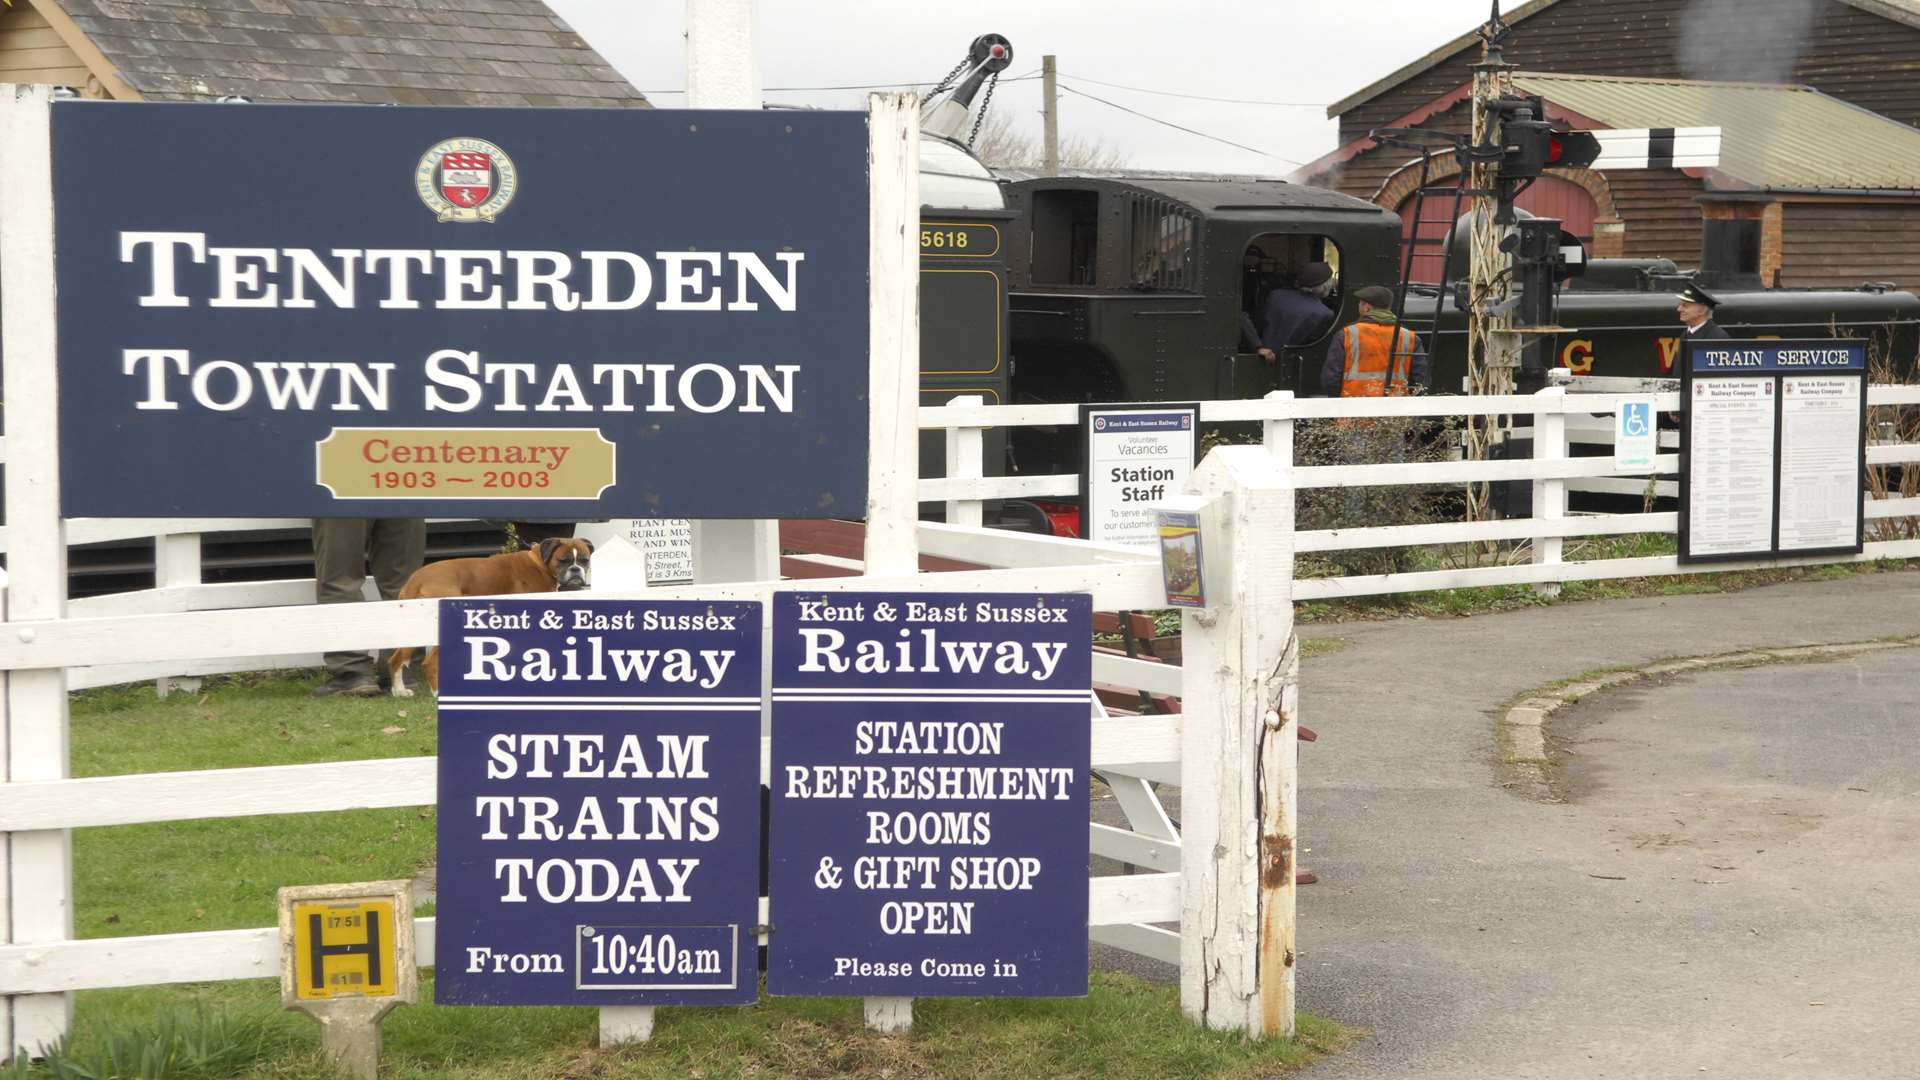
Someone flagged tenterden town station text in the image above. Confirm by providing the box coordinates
[115,233,807,416]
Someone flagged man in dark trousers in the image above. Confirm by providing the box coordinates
[1677,281,1730,340]
[309,518,425,697]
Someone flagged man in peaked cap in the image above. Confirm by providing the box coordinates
[1677,281,1731,340]
[1255,260,1339,360]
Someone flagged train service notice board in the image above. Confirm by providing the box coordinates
[50,101,869,518]
[1081,404,1199,548]
[435,598,762,1006]
[1680,339,1867,564]
[767,592,1092,997]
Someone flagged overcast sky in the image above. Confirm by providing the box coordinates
[544,1,1534,176]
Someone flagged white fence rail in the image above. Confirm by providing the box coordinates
[1,375,1915,1051]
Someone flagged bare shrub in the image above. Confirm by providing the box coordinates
[1866,324,1919,541]
[1292,417,1455,578]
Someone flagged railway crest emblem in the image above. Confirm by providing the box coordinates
[415,137,518,223]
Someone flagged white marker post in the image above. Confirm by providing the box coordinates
[0,82,76,1060]
[685,0,780,590]
[858,87,923,1035]
[590,536,656,1044]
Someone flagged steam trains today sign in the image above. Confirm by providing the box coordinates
[50,101,870,518]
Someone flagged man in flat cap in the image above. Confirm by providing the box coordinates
[1677,281,1730,340]
[1322,284,1429,398]
[1254,261,1339,362]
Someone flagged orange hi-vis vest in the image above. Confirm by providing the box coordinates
[1339,322,1419,397]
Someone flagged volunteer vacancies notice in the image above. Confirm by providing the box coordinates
[1082,405,1199,548]
[50,101,868,518]
[436,599,761,1006]
[768,592,1092,997]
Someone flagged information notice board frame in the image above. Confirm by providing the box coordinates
[765,590,1093,998]
[434,597,764,1007]
[48,99,871,520]
[1678,338,1868,564]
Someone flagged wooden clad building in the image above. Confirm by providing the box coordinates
[1330,0,1920,146]
[1298,0,1920,290]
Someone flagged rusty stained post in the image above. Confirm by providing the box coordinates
[1256,635,1301,1037]
[1464,14,1520,527]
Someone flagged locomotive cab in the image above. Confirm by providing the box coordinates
[1000,174,1402,473]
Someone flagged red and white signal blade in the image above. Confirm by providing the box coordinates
[1588,127,1721,170]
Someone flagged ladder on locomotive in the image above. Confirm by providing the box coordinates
[1391,146,1468,374]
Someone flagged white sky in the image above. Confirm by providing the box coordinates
[545,1,1535,175]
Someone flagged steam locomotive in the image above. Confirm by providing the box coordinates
[908,42,1919,529]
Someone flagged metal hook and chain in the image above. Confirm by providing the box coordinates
[968,71,1000,147]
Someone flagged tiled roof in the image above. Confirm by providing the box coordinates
[53,0,648,107]
[1515,71,1920,191]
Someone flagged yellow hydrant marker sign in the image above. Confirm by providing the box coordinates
[291,898,398,1000]
[279,880,416,1080]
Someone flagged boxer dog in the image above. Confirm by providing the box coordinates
[387,537,593,697]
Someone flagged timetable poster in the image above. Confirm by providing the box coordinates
[1680,340,1866,564]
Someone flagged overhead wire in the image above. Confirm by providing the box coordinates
[1056,72,1324,108]
[642,75,1040,94]
[1054,82,1302,167]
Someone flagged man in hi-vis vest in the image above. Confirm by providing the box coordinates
[1321,284,1430,398]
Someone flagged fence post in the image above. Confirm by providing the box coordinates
[154,531,204,697]
[1178,445,1298,1038]
[587,537,658,1044]
[1531,385,1568,598]
[1260,390,1295,469]
[684,0,779,587]
[858,88,922,1034]
[944,394,986,529]
[0,82,75,1059]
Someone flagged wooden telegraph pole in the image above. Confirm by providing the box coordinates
[1042,55,1059,176]
[1463,6,1519,524]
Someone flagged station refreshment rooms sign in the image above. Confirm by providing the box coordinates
[767,592,1092,997]
[1081,405,1199,547]
[1679,340,1867,563]
[435,599,763,1005]
[50,101,869,518]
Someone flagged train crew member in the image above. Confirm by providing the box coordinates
[309,517,425,697]
[1677,282,1730,340]
[1256,261,1338,362]
[1322,284,1429,397]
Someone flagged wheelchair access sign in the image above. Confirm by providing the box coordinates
[1614,397,1658,472]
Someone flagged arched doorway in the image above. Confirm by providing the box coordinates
[1396,174,1600,283]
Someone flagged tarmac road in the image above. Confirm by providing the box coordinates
[1090,570,1920,1080]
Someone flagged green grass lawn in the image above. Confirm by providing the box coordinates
[27,672,1349,1079]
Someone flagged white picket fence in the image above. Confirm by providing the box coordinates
[1,382,1915,1058]
[923,384,1920,597]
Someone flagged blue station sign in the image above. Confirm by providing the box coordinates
[51,101,869,518]
[767,591,1092,997]
[435,598,763,1006]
